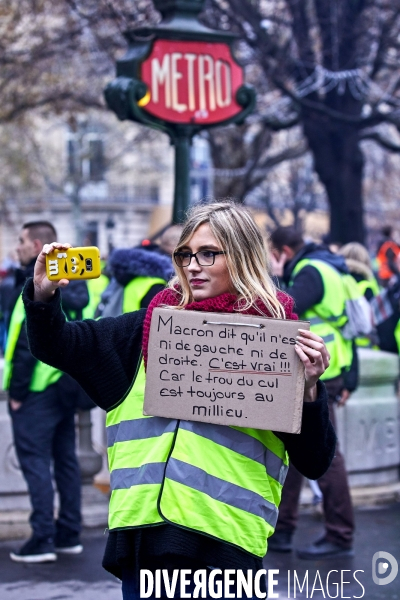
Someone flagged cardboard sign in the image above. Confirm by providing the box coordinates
[144,308,310,433]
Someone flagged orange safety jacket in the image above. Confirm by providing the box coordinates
[377,241,400,281]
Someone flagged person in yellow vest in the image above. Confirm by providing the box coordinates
[95,247,172,318]
[269,226,356,560]
[338,242,380,349]
[5,221,89,563]
[22,203,335,599]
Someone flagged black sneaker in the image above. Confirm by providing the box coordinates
[55,532,83,555]
[268,530,293,553]
[10,536,57,563]
[297,536,354,560]
[55,541,83,554]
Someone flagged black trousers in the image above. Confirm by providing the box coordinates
[10,384,81,541]
[276,377,355,548]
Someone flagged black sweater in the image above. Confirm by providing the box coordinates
[22,278,336,579]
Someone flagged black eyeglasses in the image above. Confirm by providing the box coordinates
[173,250,226,267]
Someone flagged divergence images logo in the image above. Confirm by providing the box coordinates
[372,551,398,586]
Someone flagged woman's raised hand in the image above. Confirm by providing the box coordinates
[33,242,72,303]
[295,329,330,403]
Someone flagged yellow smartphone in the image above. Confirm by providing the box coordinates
[45,246,101,281]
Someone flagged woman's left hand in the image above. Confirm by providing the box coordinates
[295,329,330,403]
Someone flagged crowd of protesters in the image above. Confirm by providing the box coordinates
[0,214,399,581]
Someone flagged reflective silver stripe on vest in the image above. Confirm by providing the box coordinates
[179,421,287,485]
[107,418,177,448]
[309,315,344,326]
[165,457,279,527]
[308,317,324,326]
[321,333,335,344]
[111,462,165,490]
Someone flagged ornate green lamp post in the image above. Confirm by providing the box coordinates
[105,0,255,223]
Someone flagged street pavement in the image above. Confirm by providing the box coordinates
[0,503,399,599]
[264,502,400,599]
[0,528,121,600]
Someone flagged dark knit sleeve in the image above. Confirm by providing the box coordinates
[22,278,146,411]
[274,380,336,480]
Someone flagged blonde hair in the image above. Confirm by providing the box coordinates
[168,201,286,319]
[338,242,374,280]
[339,242,371,267]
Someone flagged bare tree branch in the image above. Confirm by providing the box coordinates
[360,130,400,152]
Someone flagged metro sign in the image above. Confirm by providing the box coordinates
[105,0,256,223]
[140,39,244,125]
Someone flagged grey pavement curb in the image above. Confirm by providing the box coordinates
[1,481,400,541]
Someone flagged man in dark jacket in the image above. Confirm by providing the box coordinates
[269,226,357,559]
[4,221,89,563]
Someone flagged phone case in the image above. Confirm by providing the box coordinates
[46,247,101,281]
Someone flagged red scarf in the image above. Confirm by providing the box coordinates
[142,288,297,367]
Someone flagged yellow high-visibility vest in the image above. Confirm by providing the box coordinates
[290,259,352,379]
[106,360,289,557]
[3,295,62,392]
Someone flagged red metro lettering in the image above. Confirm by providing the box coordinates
[151,53,231,113]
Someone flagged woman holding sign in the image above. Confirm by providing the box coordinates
[22,202,334,599]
